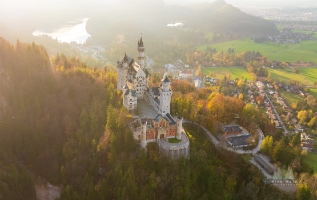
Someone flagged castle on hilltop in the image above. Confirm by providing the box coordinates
[117,36,189,159]
[117,36,172,117]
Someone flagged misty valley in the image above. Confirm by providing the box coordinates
[1,0,317,200]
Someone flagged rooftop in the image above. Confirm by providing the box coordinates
[254,155,275,174]
[224,125,243,133]
[227,135,251,147]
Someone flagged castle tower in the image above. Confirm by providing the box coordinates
[140,120,147,148]
[123,52,128,68]
[176,116,183,140]
[117,53,129,90]
[159,75,172,116]
[137,35,145,68]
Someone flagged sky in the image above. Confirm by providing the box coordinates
[164,0,317,7]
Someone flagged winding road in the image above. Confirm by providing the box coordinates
[183,120,276,179]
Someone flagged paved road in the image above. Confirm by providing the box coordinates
[265,94,288,135]
[183,120,263,154]
[183,120,275,179]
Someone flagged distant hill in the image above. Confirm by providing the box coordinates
[86,0,277,46]
[186,0,278,35]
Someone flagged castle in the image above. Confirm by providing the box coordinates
[117,36,189,159]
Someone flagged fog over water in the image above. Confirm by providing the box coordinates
[32,18,91,44]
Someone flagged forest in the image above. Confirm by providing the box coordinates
[0,38,313,199]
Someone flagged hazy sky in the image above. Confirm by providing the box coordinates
[164,0,317,7]
[0,0,315,27]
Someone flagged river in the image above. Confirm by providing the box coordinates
[32,18,91,44]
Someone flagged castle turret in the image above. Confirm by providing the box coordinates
[140,120,147,148]
[123,84,129,93]
[176,116,183,140]
[159,75,172,116]
[137,35,145,68]
[123,52,128,68]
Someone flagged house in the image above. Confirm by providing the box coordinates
[283,105,292,112]
[267,83,273,89]
[227,135,252,148]
[179,70,194,79]
[290,85,300,94]
[301,132,308,140]
[222,125,243,135]
[301,143,314,151]
[302,138,314,145]
[291,118,298,125]
[164,63,175,69]
[229,80,235,85]
[295,124,304,132]
[268,90,275,95]
[193,77,203,88]
[256,81,265,90]
[232,89,240,98]
[299,90,305,97]
[264,103,271,108]
[275,121,282,129]
[277,82,285,90]
[273,93,279,99]
[206,76,217,84]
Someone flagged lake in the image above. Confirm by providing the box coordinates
[32,18,91,44]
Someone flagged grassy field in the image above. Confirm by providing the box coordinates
[267,68,312,84]
[168,138,181,143]
[305,153,317,173]
[198,38,317,63]
[202,66,252,80]
[280,91,303,106]
[299,67,317,84]
[310,88,317,98]
[268,67,317,85]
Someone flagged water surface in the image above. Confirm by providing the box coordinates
[32,18,91,44]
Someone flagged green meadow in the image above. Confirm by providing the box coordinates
[305,153,317,174]
[280,91,303,106]
[202,66,252,80]
[268,67,317,98]
[198,37,317,63]
[267,68,317,85]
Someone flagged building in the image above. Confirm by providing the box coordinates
[227,135,251,148]
[179,70,193,79]
[222,125,243,135]
[117,36,172,117]
[193,76,203,88]
[290,85,300,94]
[254,155,275,175]
[117,36,190,159]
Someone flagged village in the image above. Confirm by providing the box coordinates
[159,58,316,156]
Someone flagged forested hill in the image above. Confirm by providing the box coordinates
[0,38,293,199]
[186,0,278,35]
[85,0,277,46]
